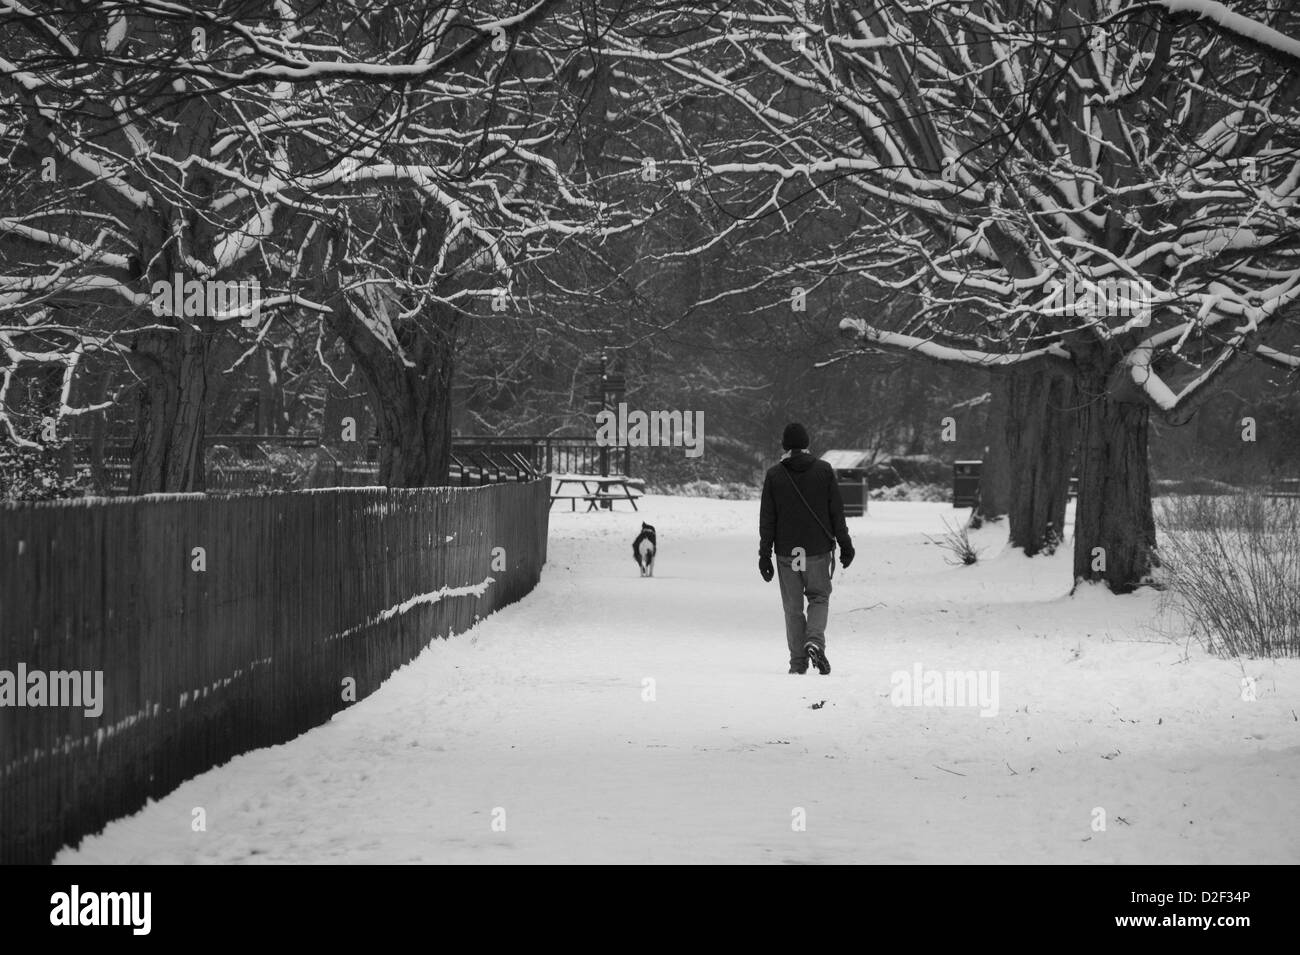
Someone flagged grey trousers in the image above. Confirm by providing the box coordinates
[775,551,833,667]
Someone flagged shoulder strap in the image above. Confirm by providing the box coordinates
[780,463,837,547]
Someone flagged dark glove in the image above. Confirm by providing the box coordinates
[839,542,855,569]
[759,554,775,583]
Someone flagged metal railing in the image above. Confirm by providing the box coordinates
[70,434,631,493]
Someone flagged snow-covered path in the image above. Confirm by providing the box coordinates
[58,498,1299,864]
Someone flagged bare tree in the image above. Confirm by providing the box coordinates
[591,0,1300,590]
[1,0,644,489]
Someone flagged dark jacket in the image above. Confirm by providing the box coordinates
[759,451,852,559]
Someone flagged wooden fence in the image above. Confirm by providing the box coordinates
[0,481,550,864]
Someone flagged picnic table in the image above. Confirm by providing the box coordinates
[550,473,646,511]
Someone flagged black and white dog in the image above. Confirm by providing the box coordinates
[632,522,657,577]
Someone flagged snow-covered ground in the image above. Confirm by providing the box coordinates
[57,498,1299,864]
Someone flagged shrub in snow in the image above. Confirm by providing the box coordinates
[1153,477,1242,497]
[0,438,90,503]
[206,444,335,492]
[651,479,758,500]
[871,481,949,503]
[883,455,950,485]
[1040,522,1062,556]
[866,462,901,488]
[926,516,982,566]
[1157,494,1300,658]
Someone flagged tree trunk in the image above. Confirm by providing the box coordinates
[86,367,112,493]
[1072,364,1156,593]
[975,376,1011,522]
[323,366,373,464]
[1006,368,1076,555]
[372,353,455,487]
[127,326,209,494]
[329,307,457,489]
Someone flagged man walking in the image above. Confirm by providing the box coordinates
[758,423,855,674]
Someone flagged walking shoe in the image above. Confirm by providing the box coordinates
[805,642,831,675]
[789,664,807,674]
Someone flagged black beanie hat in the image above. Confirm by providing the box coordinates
[781,422,810,451]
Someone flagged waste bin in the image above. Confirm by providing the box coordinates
[821,450,871,517]
[953,460,981,508]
